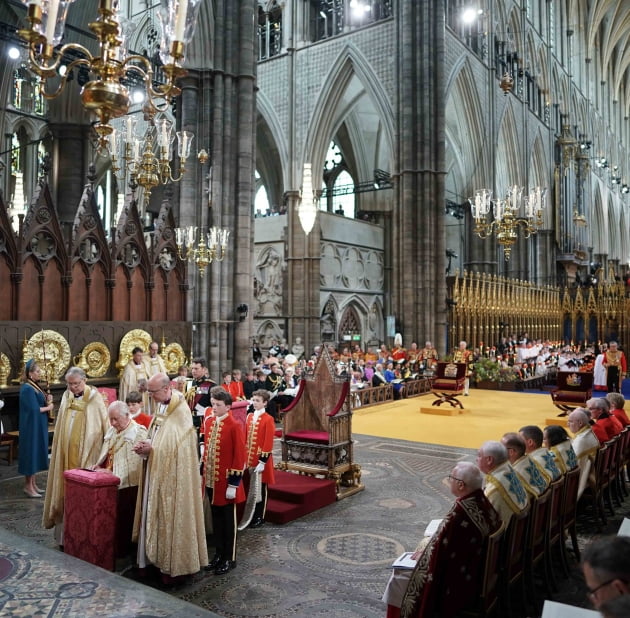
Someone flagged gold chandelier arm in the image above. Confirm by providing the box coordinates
[37,56,92,100]
[121,54,152,77]
[122,54,182,104]
[28,42,92,80]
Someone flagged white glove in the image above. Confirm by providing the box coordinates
[254,462,265,474]
[0,399,4,410]
[225,485,237,500]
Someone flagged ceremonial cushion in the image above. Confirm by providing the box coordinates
[97,387,117,407]
[552,390,588,403]
[432,379,464,390]
[285,430,329,445]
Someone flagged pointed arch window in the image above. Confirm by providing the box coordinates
[257,3,283,60]
[321,141,355,219]
[12,67,44,115]
[312,1,393,42]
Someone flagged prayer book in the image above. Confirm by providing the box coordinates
[424,518,443,537]
[541,600,599,617]
[391,552,417,570]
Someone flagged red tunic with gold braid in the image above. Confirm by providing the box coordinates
[202,410,246,506]
[245,411,276,485]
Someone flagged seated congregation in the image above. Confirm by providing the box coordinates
[383,405,630,618]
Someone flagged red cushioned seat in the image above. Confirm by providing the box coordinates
[285,430,329,445]
[433,379,464,390]
[552,391,588,402]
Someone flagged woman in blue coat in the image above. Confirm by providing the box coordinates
[19,359,54,498]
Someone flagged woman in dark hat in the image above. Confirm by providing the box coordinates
[19,359,54,498]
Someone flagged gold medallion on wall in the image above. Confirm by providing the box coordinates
[163,342,186,374]
[25,331,71,383]
[116,329,152,377]
[74,342,111,378]
[0,353,11,388]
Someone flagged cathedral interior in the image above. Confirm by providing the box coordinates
[0,0,629,375]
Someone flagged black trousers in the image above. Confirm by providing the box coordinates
[607,366,621,393]
[253,483,268,520]
[206,489,237,561]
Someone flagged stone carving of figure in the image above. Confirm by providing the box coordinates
[292,337,305,360]
[255,248,284,315]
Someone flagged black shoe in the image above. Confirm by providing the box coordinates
[204,553,222,571]
[249,517,265,529]
[214,560,236,575]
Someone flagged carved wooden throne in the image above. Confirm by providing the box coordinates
[279,345,364,498]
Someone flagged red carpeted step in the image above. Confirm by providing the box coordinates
[264,498,306,525]
[265,470,337,524]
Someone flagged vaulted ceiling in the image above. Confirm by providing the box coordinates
[580,0,630,108]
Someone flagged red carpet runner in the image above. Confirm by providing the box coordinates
[265,470,337,524]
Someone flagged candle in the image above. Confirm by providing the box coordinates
[174,0,188,41]
[45,0,60,44]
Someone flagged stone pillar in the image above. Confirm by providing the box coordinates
[181,0,257,377]
[393,1,447,354]
[48,124,92,225]
[286,191,321,357]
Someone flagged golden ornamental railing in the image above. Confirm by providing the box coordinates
[447,269,628,352]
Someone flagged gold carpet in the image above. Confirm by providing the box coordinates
[352,388,565,449]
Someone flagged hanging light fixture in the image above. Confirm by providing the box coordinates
[109,113,194,203]
[174,225,229,277]
[298,163,318,235]
[469,185,547,260]
[17,0,202,152]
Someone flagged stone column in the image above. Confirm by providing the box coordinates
[393,1,447,354]
[48,124,92,225]
[182,0,257,377]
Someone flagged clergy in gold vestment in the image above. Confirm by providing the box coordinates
[132,373,208,578]
[145,341,167,377]
[92,401,147,488]
[42,367,108,543]
[119,347,151,411]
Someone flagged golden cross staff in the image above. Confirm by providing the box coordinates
[40,329,53,411]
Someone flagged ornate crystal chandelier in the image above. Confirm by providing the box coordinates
[174,226,230,277]
[109,114,195,203]
[17,0,202,151]
[469,185,547,260]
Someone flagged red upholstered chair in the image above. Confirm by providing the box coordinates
[280,345,363,497]
[430,362,467,409]
[550,371,593,415]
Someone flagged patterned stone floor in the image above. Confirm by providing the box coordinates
[0,434,628,617]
